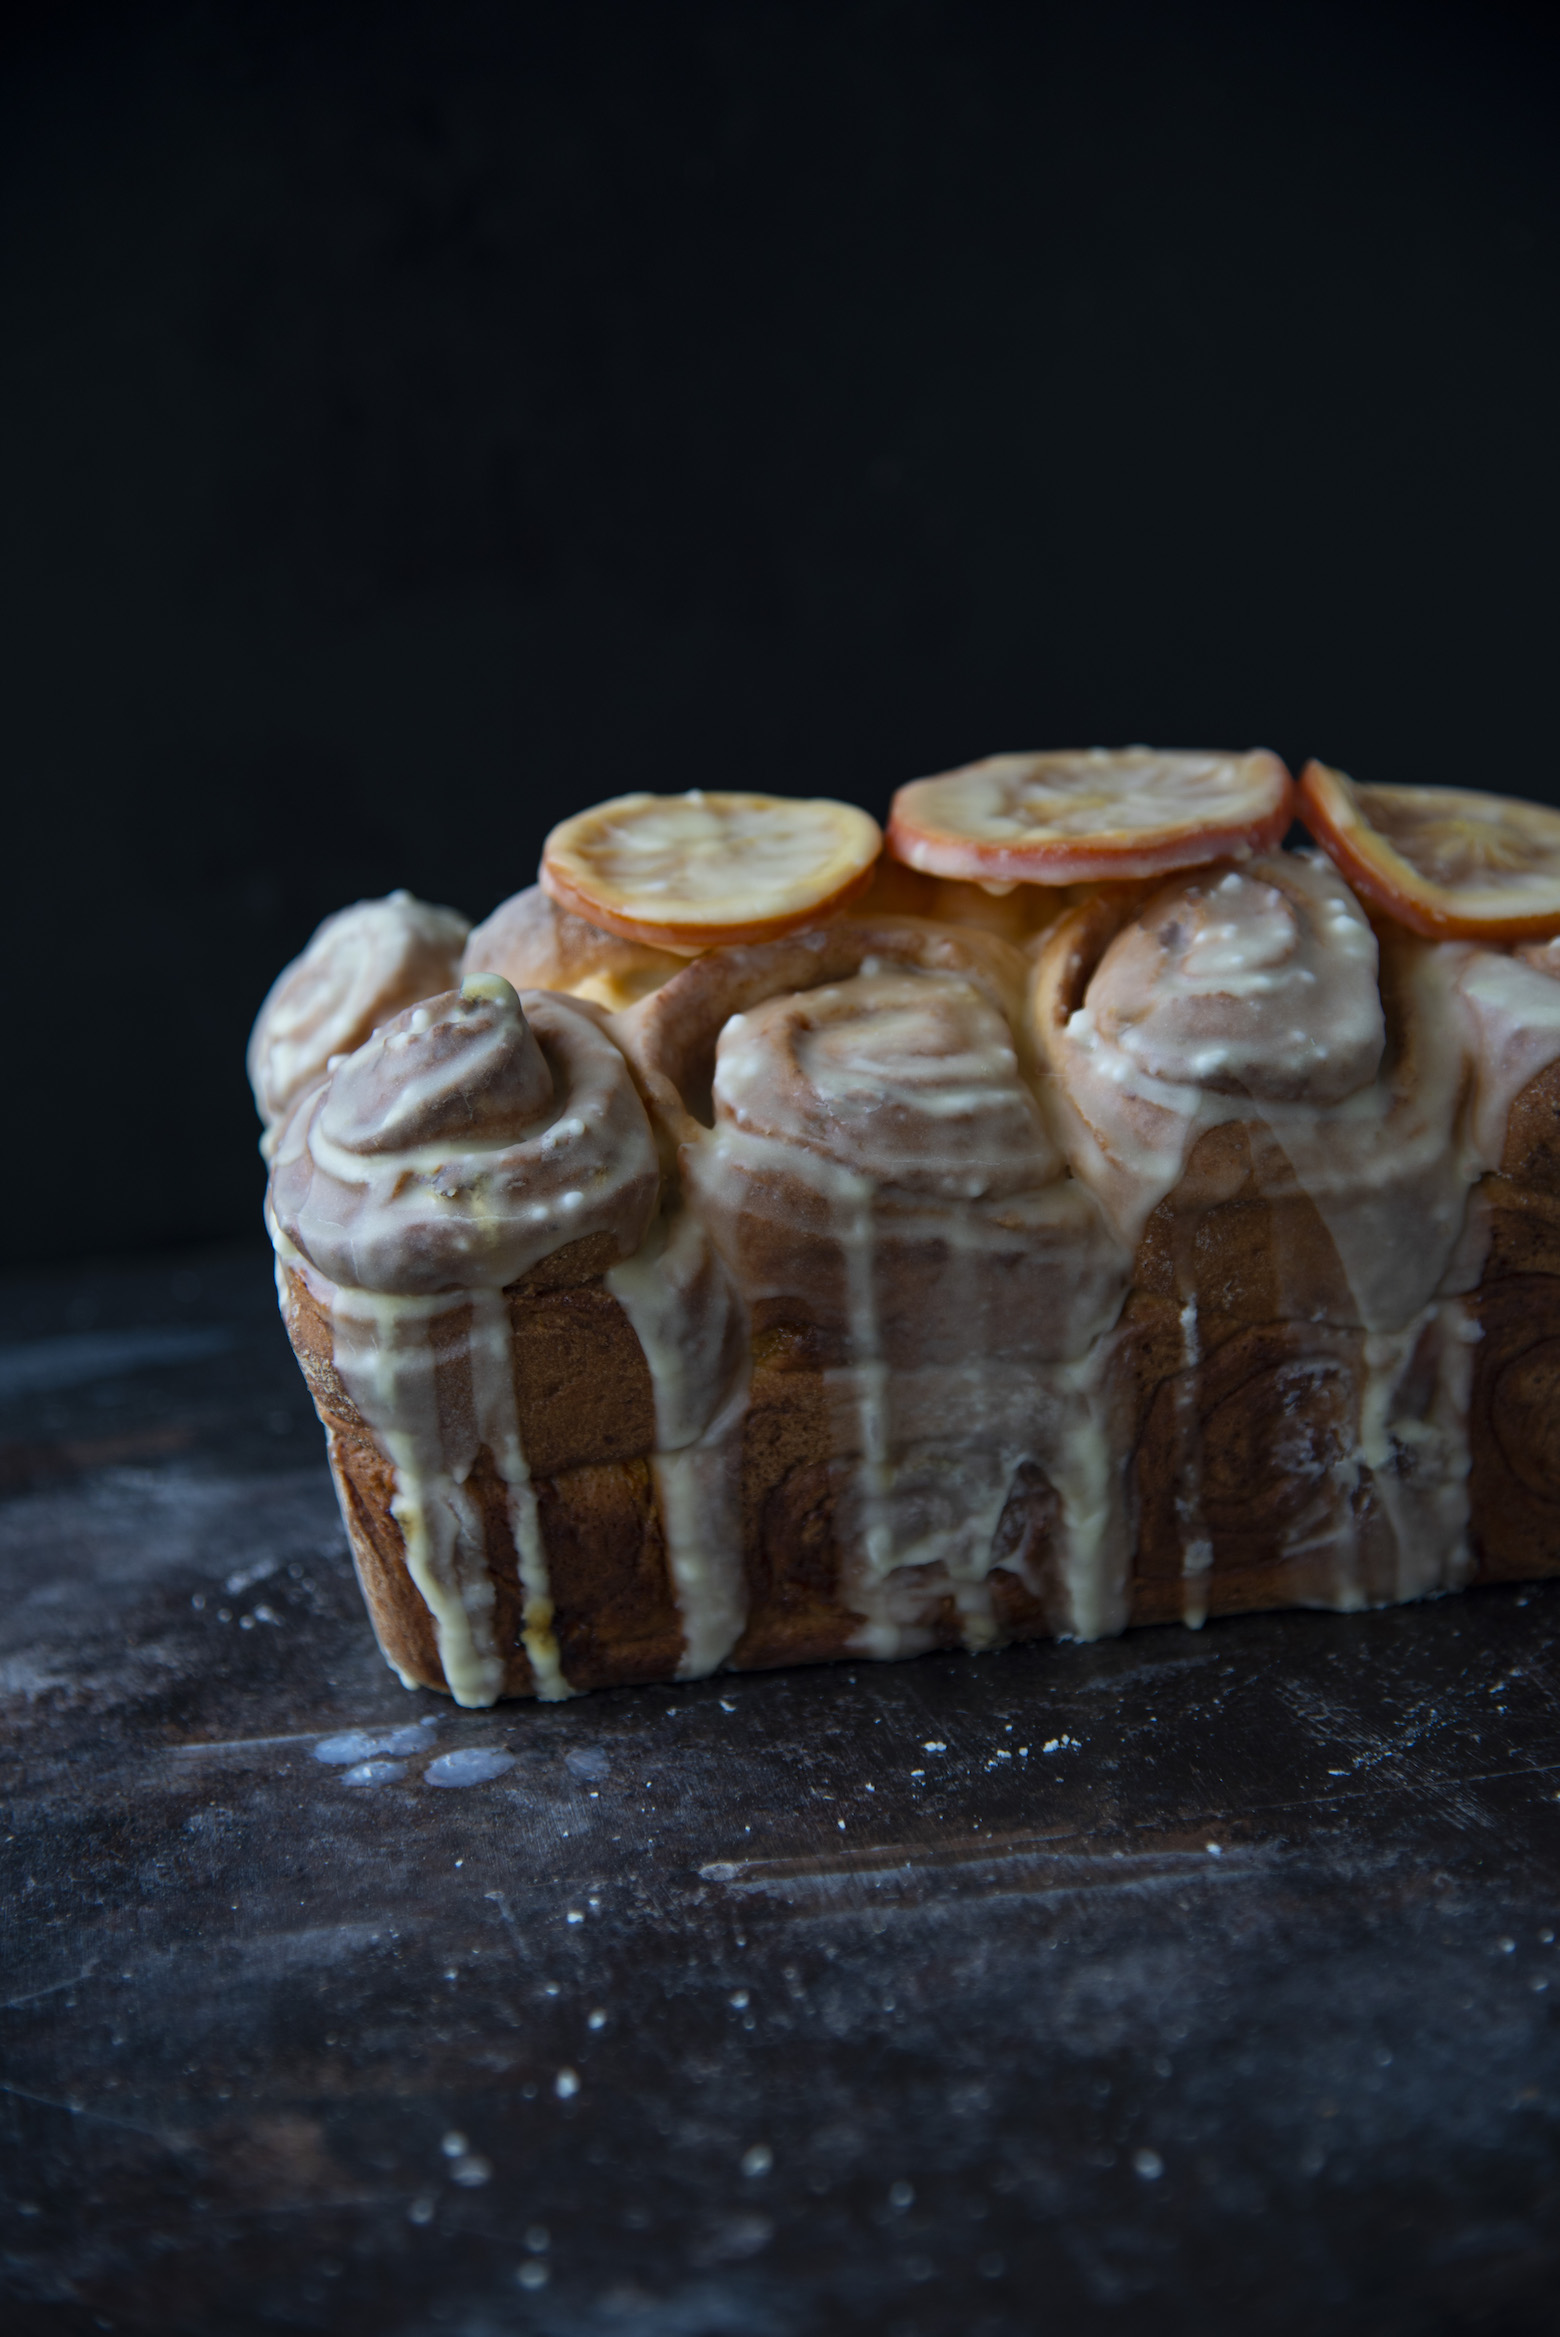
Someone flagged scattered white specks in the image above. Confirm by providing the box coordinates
[516,2262,549,2290]
[1500,1938,1517,1954]
[555,2068,580,2100]
[441,2132,468,2158]
[720,1700,737,1712]
[451,2155,491,2187]
[923,1741,947,1752]
[730,1991,750,2010]
[408,2196,435,2226]
[1206,1843,1223,1857]
[888,2180,914,2211]
[741,2144,773,2179]
[588,2009,607,2030]
[566,1910,584,1926]
[1134,2149,1164,2181]
[1532,1977,1549,1993]
[910,1770,925,1779]
[837,1819,846,1831]
[524,2226,550,2253]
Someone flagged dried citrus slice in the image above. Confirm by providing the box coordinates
[887,748,1292,884]
[541,790,882,951]
[1297,762,1560,942]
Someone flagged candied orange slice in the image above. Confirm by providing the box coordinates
[887,748,1292,884]
[541,790,882,951]
[1297,762,1560,942]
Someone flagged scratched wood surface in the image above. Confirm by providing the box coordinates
[3,1243,1560,2337]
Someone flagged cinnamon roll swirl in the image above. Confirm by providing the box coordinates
[1034,853,1482,1620]
[622,918,1131,1666]
[248,891,469,1144]
[271,973,658,1297]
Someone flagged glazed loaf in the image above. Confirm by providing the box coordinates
[255,825,1560,1705]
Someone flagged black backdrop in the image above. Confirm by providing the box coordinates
[3,0,1557,1266]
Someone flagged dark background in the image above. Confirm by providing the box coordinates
[3,0,1557,1267]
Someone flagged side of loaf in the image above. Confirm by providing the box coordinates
[252,777,1560,1705]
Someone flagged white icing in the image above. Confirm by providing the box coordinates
[1357,1299,1477,1605]
[1452,945,1560,1169]
[1040,859,1477,1332]
[1173,1297,1214,1628]
[606,1206,750,1675]
[271,979,658,1297]
[328,1289,506,1708]
[651,1369,752,1678]
[249,891,468,1140]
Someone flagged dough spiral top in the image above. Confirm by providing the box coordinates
[248,891,469,1138]
[1083,852,1384,1106]
[269,975,658,1295]
[712,966,1059,1199]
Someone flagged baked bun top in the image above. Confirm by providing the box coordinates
[269,975,658,1296]
[248,891,469,1140]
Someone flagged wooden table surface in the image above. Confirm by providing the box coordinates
[3,1242,1559,2336]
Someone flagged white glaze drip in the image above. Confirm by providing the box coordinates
[467,1288,572,1700]
[1174,1297,1213,1629]
[1357,1299,1477,1605]
[606,1205,750,1674]
[329,1289,507,1708]
[651,1369,752,1678]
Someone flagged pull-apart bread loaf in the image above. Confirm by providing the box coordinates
[252,761,1560,1702]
